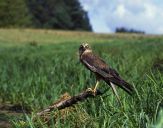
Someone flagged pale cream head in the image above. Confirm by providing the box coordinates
[79,43,92,56]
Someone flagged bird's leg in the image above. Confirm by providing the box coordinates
[110,82,122,106]
[86,81,99,96]
[93,80,99,96]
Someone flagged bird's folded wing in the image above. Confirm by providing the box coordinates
[82,56,133,95]
[82,60,113,78]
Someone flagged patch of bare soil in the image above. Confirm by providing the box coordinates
[0,121,11,128]
[0,104,30,128]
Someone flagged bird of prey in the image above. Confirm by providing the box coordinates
[79,43,133,104]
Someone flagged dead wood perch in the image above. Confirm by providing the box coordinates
[37,89,106,116]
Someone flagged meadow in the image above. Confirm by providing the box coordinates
[0,29,163,128]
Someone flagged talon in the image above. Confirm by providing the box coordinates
[86,88,93,92]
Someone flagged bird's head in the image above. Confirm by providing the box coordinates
[79,43,92,56]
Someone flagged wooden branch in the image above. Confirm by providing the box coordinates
[37,89,107,116]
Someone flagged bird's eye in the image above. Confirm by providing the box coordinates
[80,45,83,48]
[85,45,89,48]
[79,45,84,50]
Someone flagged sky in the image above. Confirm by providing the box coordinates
[79,0,163,34]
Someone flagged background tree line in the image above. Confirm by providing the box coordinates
[0,0,92,31]
[115,27,145,34]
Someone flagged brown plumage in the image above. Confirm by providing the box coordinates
[79,43,133,104]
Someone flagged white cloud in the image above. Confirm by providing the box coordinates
[115,4,126,18]
[80,0,163,34]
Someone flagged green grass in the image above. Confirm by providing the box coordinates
[0,29,163,127]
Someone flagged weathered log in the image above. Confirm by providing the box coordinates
[37,89,106,116]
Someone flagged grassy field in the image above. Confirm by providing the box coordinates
[0,29,163,128]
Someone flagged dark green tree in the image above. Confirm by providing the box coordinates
[26,0,92,30]
[115,27,145,34]
[0,0,92,30]
[26,0,73,29]
[64,0,92,30]
[0,0,31,27]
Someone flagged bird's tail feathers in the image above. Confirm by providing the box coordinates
[105,78,133,95]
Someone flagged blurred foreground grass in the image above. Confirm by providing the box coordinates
[0,29,163,127]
